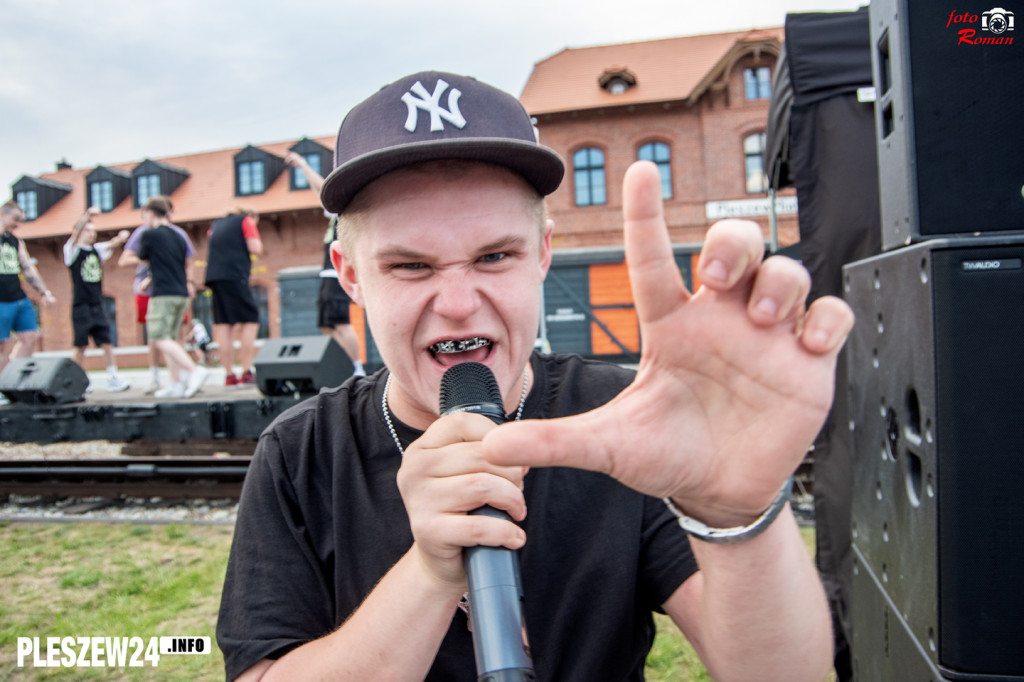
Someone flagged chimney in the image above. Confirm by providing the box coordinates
[56,158,71,171]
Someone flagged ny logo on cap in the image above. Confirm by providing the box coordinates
[401,79,467,133]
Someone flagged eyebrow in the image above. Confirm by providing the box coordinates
[374,234,528,262]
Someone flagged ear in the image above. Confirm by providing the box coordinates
[331,241,364,307]
[538,219,554,280]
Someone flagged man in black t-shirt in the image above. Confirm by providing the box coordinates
[204,206,263,387]
[63,206,131,392]
[219,72,854,681]
[136,196,208,399]
[0,200,57,383]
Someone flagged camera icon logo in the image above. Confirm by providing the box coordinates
[982,7,1014,34]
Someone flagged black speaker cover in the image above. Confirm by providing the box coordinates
[253,336,354,396]
[845,237,1024,679]
[0,357,89,404]
[871,0,1024,249]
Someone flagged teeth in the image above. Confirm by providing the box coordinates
[431,337,491,354]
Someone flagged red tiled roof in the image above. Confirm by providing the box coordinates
[15,136,336,240]
[520,28,784,115]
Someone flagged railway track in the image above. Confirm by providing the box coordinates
[0,457,251,500]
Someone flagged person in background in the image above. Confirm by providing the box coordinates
[63,206,131,392]
[183,316,212,366]
[204,206,263,388]
[285,152,364,376]
[135,196,207,399]
[119,201,185,393]
[0,200,57,383]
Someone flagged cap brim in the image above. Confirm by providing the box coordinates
[320,138,565,214]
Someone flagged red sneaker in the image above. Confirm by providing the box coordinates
[225,373,239,388]
[239,370,256,386]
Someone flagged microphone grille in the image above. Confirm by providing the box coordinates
[439,362,503,414]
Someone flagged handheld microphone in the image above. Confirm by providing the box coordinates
[439,362,534,682]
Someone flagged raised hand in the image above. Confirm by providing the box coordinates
[484,161,853,526]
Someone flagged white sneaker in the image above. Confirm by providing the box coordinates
[183,366,209,398]
[154,383,185,399]
[107,376,131,393]
[144,380,162,395]
[0,394,10,406]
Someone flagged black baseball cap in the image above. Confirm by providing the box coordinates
[320,71,565,213]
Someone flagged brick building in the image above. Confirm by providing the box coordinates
[8,28,795,365]
[522,27,795,249]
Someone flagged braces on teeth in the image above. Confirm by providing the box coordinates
[432,337,490,354]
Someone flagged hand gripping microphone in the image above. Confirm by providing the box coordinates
[439,362,535,682]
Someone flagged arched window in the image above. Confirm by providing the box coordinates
[637,142,672,200]
[744,133,768,194]
[573,148,606,206]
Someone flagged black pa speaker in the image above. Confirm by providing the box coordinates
[0,357,89,404]
[253,336,353,396]
[845,237,1024,680]
[870,0,1024,250]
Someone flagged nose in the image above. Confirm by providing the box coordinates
[429,270,483,321]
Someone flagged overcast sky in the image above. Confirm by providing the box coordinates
[0,0,866,192]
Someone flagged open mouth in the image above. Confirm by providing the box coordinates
[429,337,492,366]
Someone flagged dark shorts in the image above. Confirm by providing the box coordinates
[72,302,113,347]
[208,279,259,325]
[317,277,351,327]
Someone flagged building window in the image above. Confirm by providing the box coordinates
[293,154,321,189]
[90,180,114,211]
[573,148,606,206]
[137,174,160,205]
[744,133,768,194]
[744,67,772,100]
[16,191,38,220]
[238,160,266,196]
[637,142,672,200]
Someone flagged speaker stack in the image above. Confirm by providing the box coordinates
[846,0,1024,679]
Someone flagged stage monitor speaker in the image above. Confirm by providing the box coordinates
[845,237,1024,680]
[0,357,89,404]
[870,0,1024,250]
[254,336,353,396]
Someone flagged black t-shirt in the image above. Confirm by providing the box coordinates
[217,353,698,681]
[0,232,26,303]
[205,214,251,284]
[138,225,188,297]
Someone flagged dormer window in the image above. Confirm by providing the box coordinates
[233,146,284,197]
[11,175,72,220]
[16,191,38,220]
[86,166,132,212]
[599,67,637,95]
[238,161,265,195]
[137,174,160,205]
[288,138,332,191]
[131,159,189,208]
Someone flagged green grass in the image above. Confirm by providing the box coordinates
[0,521,821,681]
[0,522,232,681]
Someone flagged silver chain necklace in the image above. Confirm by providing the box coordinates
[382,365,531,456]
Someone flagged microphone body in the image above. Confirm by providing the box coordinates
[439,362,534,682]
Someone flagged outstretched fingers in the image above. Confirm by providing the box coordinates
[623,162,687,324]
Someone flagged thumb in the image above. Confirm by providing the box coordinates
[482,407,618,475]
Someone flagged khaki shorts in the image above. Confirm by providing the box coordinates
[146,296,189,341]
